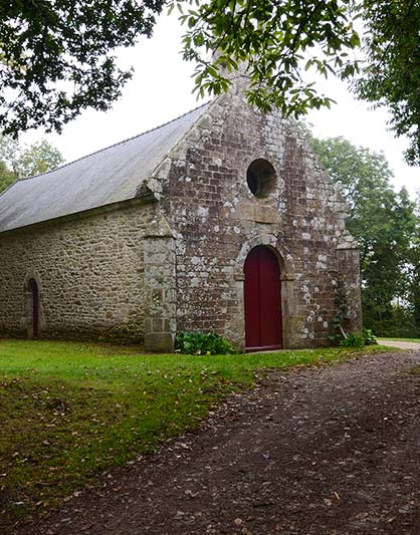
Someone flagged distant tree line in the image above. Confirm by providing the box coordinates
[0,136,64,193]
[309,133,420,338]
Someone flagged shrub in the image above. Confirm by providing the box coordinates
[363,328,377,346]
[339,333,366,348]
[338,329,378,348]
[175,331,234,355]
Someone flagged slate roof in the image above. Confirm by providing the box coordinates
[0,102,210,233]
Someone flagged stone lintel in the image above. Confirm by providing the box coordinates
[235,202,282,224]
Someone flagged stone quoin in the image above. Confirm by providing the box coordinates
[0,79,362,352]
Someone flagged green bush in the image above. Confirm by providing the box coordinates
[338,329,378,348]
[339,333,366,348]
[175,331,234,355]
[363,328,377,346]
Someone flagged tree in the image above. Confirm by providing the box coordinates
[0,0,165,134]
[13,140,65,179]
[0,137,64,193]
[2,1,420,166]
[0,159,15,194]
[181,0,420,165]
[356,1,420,164]
[308,134,419,335]
[406,200,420,335]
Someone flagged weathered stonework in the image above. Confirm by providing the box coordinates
[0,81,362,351]
[155,86,361,350]
[143,215,177,351]
[0,201,159,343]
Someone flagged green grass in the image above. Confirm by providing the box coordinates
[0,339,387,529]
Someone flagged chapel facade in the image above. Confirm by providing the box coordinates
[0,81,362,352]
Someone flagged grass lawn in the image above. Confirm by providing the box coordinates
[0,339,387,529]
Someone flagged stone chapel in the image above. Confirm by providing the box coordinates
[0,79,362,352]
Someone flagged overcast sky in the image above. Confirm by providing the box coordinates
[24,13,419,198]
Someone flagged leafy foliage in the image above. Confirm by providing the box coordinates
[309,133,420,336]
[0,158,15,194]
[0,136,64,193]
[356,1,420,164]
[338,329,377,348]
[174,0,360,116]
[174,0,420,164]
[363,329,377,346]
[339,332,366,348]
[175,331,234,355]
[1,1,420,165]
[405,201,420,335]
[15,139,64,178]
[0,0,165,134]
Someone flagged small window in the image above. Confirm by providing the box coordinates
[247,159,276,198]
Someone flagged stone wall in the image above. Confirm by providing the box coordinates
[336,247,363,332]
[154,85,361,350]
[143,215,177,352]
[0,201,158,343]
[0,83,362,352]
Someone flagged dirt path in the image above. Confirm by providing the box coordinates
[13,351,420,535]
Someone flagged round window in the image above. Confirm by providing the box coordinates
[246,159,276,198]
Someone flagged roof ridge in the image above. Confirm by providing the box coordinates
[17,101,211,183]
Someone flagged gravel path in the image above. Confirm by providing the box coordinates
[13,350,420,535]
[378,339,420,351]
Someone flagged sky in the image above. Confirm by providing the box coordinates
[23,13,419,198]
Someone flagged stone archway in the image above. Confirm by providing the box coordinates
[230,235,295,352]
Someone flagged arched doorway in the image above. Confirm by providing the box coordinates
[244,246,282,351]
[27,279,39,338]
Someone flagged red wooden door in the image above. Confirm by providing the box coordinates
[28,279,39,338]
[244,246,282,351]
